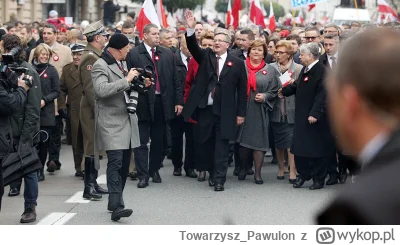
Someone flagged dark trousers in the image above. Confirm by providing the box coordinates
[294,156,329,184]
[106,148,131,210]
[163,121,172,157]
[134,96,165,180]
[338,151,360,175]
[214,116,230,184]
[170,116,195,171]
[193,106,215,172]
[38,126,54,166]
[327,155,339,178]
[0,158,3,211]
[49,116,62,162]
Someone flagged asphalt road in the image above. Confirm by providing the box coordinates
[0,144,341,225]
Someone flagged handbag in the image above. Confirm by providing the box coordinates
[2,131,46,186]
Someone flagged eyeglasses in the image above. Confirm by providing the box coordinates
[274,51,288,55]
[305,36,318,40]
[213,39,228,43]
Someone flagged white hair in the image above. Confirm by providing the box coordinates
[300,42,321,58]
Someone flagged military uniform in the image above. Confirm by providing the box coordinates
[58,43,86,176]
[79,21,109,199]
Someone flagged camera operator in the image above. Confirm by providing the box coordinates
[0,60,31,212]
[2,34,42,223]
[91,34,150,221]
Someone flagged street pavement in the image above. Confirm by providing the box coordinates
[0,144,342,225]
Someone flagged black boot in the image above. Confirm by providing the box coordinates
[93,168,108,194]
[83,157,102,199]
[38,167,45,182]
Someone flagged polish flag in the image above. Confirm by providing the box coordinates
[378,0,398,20]
[296,10,304,24]
[268,2,276,32]
[156,0,168,28]
[226,0,234,27]
[250,0,266,28]
[136,0,161,39]
[232,0,242,29]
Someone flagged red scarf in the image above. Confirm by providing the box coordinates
[245,57,265,97]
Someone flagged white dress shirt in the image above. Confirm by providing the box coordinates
[305,60,319,72]
[327,52,338,69]
[180,52,189,70]
[208,52,227,105]
[143,42,160,94]
[243,51,248,58]
[358,132,390,170]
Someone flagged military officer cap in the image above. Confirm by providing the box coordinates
[70,43,86,53]
[82,21,109,37]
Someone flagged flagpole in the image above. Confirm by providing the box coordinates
[354,0,360,20]
[292,9,296,27]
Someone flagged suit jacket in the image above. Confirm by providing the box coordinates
[318,129,400,224]
[282,61,335,158]
[126,43,183,122]
[91,50,140,151]
[319,53,330,69]
[175,50,188,117]
[183,32,248,141]
[230,48,274,64]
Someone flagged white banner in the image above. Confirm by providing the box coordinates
[2,225,399,245]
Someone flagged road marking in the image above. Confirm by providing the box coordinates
[96,174,107,184]
[37,212,76,225]
[65,191,91,203]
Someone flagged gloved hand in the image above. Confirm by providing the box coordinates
[58,108,68,119]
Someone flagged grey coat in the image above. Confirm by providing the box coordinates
[91,58,140,153]
[236,64,279,151]
[270,61,302,124]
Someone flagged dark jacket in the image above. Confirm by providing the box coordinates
[282,61,335,158]
[293,52,301,64]
[126,43,183,122]
[102,0,120,24]
[319,53,330,69]
[32,61,60,127]
[175,50,188,101]
[230,48,274,64]
[0,83,27,158]
[10,61,42,147]
[318,129,400,224]
[183,32,248,141]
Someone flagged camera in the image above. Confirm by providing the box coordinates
[0,47,33,91]
[126,65,154,114]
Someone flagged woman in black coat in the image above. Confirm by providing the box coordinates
[30,43,60,181]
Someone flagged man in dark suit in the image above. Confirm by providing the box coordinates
[319,34,342,186]
[126,23,183,188]
[183,10,248,191]
[318,28,400,224]
[278,42,336,190]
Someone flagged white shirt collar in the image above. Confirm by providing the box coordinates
[327,52,338,60]
[180,51,188,61]
[216,51,228,61]
[358,132,390,168]
[143,42,154,57]
[306,60,319,71]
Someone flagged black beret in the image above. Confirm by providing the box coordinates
[108,33,129,50]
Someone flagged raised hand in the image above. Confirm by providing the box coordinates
[184,9,196,29]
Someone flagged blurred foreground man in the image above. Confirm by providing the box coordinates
[318,29,400,224]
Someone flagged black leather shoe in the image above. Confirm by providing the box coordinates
[173,167,182,176]
[214,183,224,191]
[8,188,20,197]
[111,208,133,221]
[95,185,108,194]
[254,177,264,185]
[46,161,57,173]
[238,169,247,180]
[326,175,338,185]
[185,169,198,178]
[151,171,162,183]
[247,169,254,175]
[75,171,84,177]
[197,171,206,182]
[289,178,297,184]
[137,179,149,188]
[293,178,307,188]
[309,182,324,190]
[339,169,348,184]
[129,172,138,180]
[208,174,215,187]
[233,167,239,176]
[277,176,285,180]
[83,187,102,199]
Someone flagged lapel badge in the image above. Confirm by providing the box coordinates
[87,65,92,71]
[43,73,48,78]
[304,76,309,82]
[53,55,59,61]
[155,56,160,61]
[288,71,293,77]
[227,61,233,67]
[262,70,267,75]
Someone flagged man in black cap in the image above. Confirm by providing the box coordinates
[92,34,146,221]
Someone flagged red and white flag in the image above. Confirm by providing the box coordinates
[226,0,234,27]
[250,0,266,28]
[268,2,276,32]
[378,0,398,20]
[136,0,161,39]
[156,0,168,28]
[296,10,304,25]
[232,0,242,29]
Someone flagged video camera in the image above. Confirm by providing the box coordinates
[126,65,154,114]
[0,47,33,90]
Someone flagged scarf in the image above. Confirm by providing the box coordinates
[245,57,265,97]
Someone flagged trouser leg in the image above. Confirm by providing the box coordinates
[312,157,329,184]
[49,116,62,163]
[170,117,184,169]
[23,171,38,210]
[213,116,230,184]
[134,121,150,180]
[294,156,312,180]
[106,149,130,210]
[149,96,165,175]
[183,122,195,170]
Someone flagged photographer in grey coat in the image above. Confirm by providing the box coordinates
[92,34,149,221]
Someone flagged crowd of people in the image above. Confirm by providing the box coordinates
[1,8,400,223]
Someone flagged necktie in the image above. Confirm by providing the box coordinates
[186,56,191,64]
[305,67,309,73]
[212,56,221,99]
[116,61,127,76]
[331,56,337,70]
[151,48,161,92]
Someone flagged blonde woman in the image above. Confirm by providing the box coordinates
[30,43,60,181]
